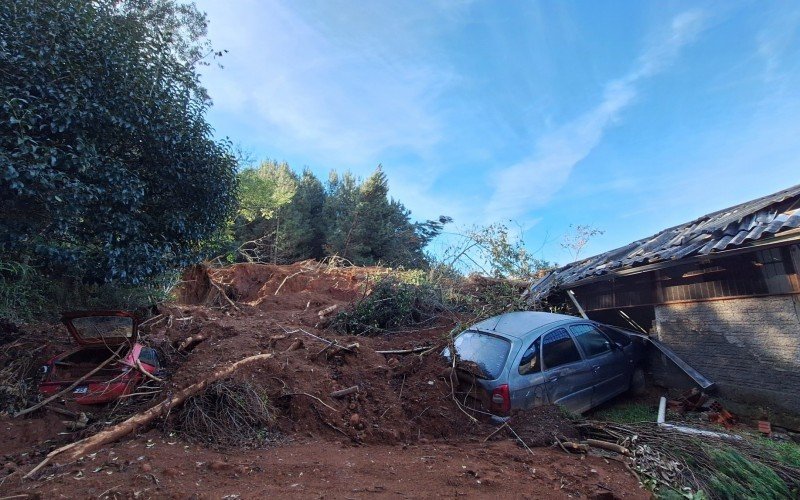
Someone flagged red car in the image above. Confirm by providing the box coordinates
[39,311,160,405]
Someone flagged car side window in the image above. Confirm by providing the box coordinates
[518,337,541,375]
[541,328,582,370]
[597,325,632,347]
[570,324,612,358]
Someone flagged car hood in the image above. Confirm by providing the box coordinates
[61,310,138,347]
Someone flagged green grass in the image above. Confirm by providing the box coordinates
[590,401,656,424]
[758,437,800,468]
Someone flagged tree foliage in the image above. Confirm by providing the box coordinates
[229,165,449,268]
[442,223,552,279]
[278,169,326,261]
[0,0,238,284]
[561,224,605,261]
[237,160,296,222]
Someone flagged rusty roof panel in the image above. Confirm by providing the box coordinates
[531,184,800,300]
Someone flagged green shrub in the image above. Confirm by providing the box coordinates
[0,261,45,322]
[331,276,443,335]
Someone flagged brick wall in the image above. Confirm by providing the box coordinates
[654,295,800,416]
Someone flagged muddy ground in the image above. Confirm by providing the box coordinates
[0,262,647,498]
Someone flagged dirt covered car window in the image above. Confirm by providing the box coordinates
[71,316,134,339]
[454,331,511,379]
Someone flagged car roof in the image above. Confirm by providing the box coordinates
[469,311,579,339]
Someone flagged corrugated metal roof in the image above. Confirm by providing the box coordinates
[531,184,800,300]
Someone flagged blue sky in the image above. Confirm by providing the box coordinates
[195,0,800,265]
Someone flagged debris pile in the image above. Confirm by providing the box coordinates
[575,420,800,498]
[3,262,527,479]
[3,260,796,500]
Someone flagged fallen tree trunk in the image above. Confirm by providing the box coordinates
[25,352,273,479]
[376,347,429,355]
[586,438,631,456]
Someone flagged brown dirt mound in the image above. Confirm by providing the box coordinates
[0,262,644,499]
[143,263,583,449]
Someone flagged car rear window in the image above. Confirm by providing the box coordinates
[71,316,134,339]
[453,331,511,379]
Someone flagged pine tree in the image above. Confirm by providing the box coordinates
[322,170,360,259]
[277,168,326,261]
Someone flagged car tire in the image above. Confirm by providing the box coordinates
[630,367,646,396]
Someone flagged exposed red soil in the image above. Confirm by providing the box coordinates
[0,261,648,498]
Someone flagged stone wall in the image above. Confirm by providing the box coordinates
[654,295,800,419]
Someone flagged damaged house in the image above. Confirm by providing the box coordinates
[531,184,800,422]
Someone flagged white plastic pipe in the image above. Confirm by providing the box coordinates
[656,395,741,440]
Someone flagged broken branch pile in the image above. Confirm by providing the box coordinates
[26,353,272,478]
[577,421,800,498]
[330,275,443,335]
[174,379,277,447]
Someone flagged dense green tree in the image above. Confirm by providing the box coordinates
[321,167,449,267]
[0,0,237,284]
[343,167,394,263]
[277,168,326,261]
[231,160,297,263]
[229,162,449,268]
[237,160,296,223]
[322,170,361,259]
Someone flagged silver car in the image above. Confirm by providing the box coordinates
[444,311,646,416]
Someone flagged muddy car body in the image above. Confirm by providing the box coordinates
[39,311,160,405]
[445,311,646,417]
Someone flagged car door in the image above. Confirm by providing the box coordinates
[569,323,628,407]
[508,336,547,410]
[540,327,594,413]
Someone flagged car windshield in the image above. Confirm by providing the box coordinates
[71,316,134,340]
[452,330,511,379]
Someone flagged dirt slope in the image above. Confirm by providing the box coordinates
[1,262,647,498]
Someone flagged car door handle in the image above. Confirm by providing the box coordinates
[592,365,600,371]
[547,376,559,383]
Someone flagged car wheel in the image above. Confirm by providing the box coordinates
[630,367,646,396]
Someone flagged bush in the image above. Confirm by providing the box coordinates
[1,0,238,285]
[331,276,443,335]
[0,261,45,322]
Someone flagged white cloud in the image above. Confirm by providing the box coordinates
[756,8,800,86]
[485,9,707,222]
[196,0,461,166]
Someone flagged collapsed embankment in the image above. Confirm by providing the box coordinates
[0,261,646,498]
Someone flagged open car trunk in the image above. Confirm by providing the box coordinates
[39,311,147,405]
[61,310,137,346]
[50,347,124,381]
